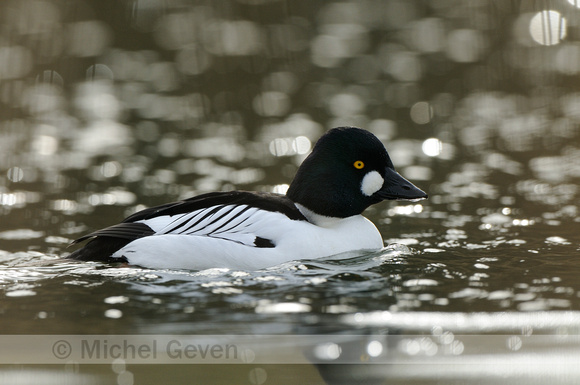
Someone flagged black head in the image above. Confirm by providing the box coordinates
[286,126,427,218]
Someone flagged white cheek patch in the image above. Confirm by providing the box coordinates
[360,171,384,197]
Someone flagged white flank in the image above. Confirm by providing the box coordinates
[112,208,384,270]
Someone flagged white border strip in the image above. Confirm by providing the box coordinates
[1,334,580,365]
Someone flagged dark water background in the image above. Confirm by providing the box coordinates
[1,0,580,384]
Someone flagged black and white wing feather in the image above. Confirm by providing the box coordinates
[143,204,274,246]
[68,191,306,262]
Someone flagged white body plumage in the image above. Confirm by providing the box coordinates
[113,204,383,270]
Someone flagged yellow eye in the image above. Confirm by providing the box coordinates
[353,160,365,169]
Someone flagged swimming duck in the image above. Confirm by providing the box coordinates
[68,126,427,270]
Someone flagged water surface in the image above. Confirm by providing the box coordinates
[1,1,580,384]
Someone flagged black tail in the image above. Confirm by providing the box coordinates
[67,222,155,262]
[67,237,133,262]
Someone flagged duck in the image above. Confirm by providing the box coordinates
[68,126,428,270]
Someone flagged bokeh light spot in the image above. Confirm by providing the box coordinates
[555,44,580,74]
[86,64,114,81]
[529,10,566,46]
[203,20,264,56]
[32,135,59,156]
[446,29,486,63]
[36,70,64,88]
[367,340,384,357]
[422,138,443,157]
[269,136,311,157]
[410,101,433,124]
[100,161,123,178]
[0,46,33,80]
[176,45,212,75]
[311,34,349,68]
[253,92,291,117]
[271,184,288,195]
[411,18,445,53]
[7,167,24,182]
[381,48,422,81]
[313,342,341,360]
[328,93,366,117]
[68,21,112,57]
